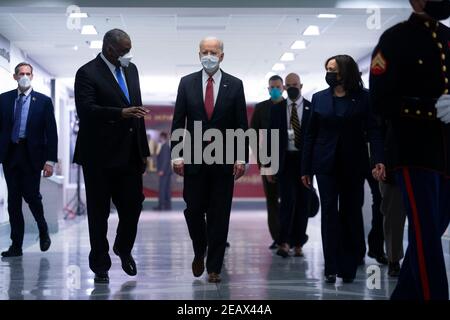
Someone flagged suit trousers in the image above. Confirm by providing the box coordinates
[379,181,406,263]
[316,171,365,279]
[391,168,450,300]
[158,174,172,209]
[278,151,309,247]
[261,175,280,243]
[366,171,384,257]
[183,164,235,274]
[82,159,144,274]
[3,142,48,248]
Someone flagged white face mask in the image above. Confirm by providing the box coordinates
[201,55,220,74]
[18,75,31,89]
[118,52,133,67]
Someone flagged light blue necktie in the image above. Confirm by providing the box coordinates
[11,93,25,143]
[115,66,130,103]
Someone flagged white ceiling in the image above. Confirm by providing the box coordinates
[0,6,412,103]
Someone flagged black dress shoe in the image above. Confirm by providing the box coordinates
[192,256,205,277]
[40,232,51,252]
[368,251,388,265]
[388,262,401,277]
[113,246,137,276]
[1,246,23,257]
[269,241,278,250]
[94,272,109,284]
[325,275,336,284]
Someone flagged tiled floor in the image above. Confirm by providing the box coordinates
[0,210,449,300]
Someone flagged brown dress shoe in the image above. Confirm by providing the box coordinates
[208,272,221,283]
[276,243,290,258]
[294,246,304,257]
[192,256,205,277]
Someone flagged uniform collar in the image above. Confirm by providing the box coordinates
[17,86,33,97]
[409,12,440,29]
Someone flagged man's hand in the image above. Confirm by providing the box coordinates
[173,159,184,177]
[301,175,312,189]
[43,164,53,178]
[266,175,277,184]
[372,163,386,182]
[122,106,148,119]
[436,94,450,123]
[233,163,246,181]
[158,171,164,176]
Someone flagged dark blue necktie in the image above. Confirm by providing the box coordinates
[11,93,25,143]
[115,66,130,103]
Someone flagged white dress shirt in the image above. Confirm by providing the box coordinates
[100,53,129,93]
[286,96,304,151]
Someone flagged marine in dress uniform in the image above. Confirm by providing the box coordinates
[370,0,450,300]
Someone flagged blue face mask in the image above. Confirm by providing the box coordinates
[269,88,283,100]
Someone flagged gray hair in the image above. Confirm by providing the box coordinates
[14,62,33,75]
[199,37,224,52]
[103,28,130,49]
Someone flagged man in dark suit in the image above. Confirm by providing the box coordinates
[171,37,248,283]
[250,75,283,250]
[268,73,311,258]
[154,131,172,211]
[0,62,56,257]
[74,29,150,283]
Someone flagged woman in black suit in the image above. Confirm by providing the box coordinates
[301,55,385,284]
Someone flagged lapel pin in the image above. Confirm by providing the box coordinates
[305,106,310,110]
[223,84,228,88]
[32,97,36,102]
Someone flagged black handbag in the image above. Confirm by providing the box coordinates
[306,186,320,218]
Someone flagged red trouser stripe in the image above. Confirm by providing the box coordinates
[402,168,431,300]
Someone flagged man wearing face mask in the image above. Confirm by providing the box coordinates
[171,37,248,283]
[74,29,150,283]
[370,0,450,300]
[250,75,284,250]
[0,62,57,257]
[268,73,312,258]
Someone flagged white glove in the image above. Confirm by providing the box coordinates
[436,94,450,123]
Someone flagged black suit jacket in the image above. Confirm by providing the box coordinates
[73,54,150,168]
[251,99,274,167]
[170,70,248,175]
[270,98,312,176]
[0,89,58,171]
[301,88,384,176]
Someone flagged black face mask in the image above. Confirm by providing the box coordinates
[325,72,341,88]
[287,87,300,100]
[424,0,450,21]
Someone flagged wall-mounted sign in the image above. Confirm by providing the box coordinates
[0,34,11,72]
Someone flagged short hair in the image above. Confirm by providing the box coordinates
[103,29,130,49]
[15,62,33,75]
[325,54,363,93]
[269,75,283,84]
[199,37,224,52]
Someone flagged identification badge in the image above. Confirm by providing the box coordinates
[288,129,295,141]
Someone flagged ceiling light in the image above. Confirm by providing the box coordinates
[89,40,103,49]
[81,25,98,35]
[303,25,320,36]
[280,52,295,62]
[290,40,306,50]
[69,12,88,18]
[318,14,337,18]
[272,63,285,71]
[73,45,79,51]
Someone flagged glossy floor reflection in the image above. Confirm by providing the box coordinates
[1,211,449,300]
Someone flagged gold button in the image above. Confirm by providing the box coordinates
[443,66,447,72]
[446,78,449,84]
[438,42,443,49]
[433,32,437,38]
[428,112,433,117]
[445,89,449,94]
[404,109,409,114]
[425,21,430,28]
[442,54,446,60]
[416,110,421,115]
[418,59,423,64]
